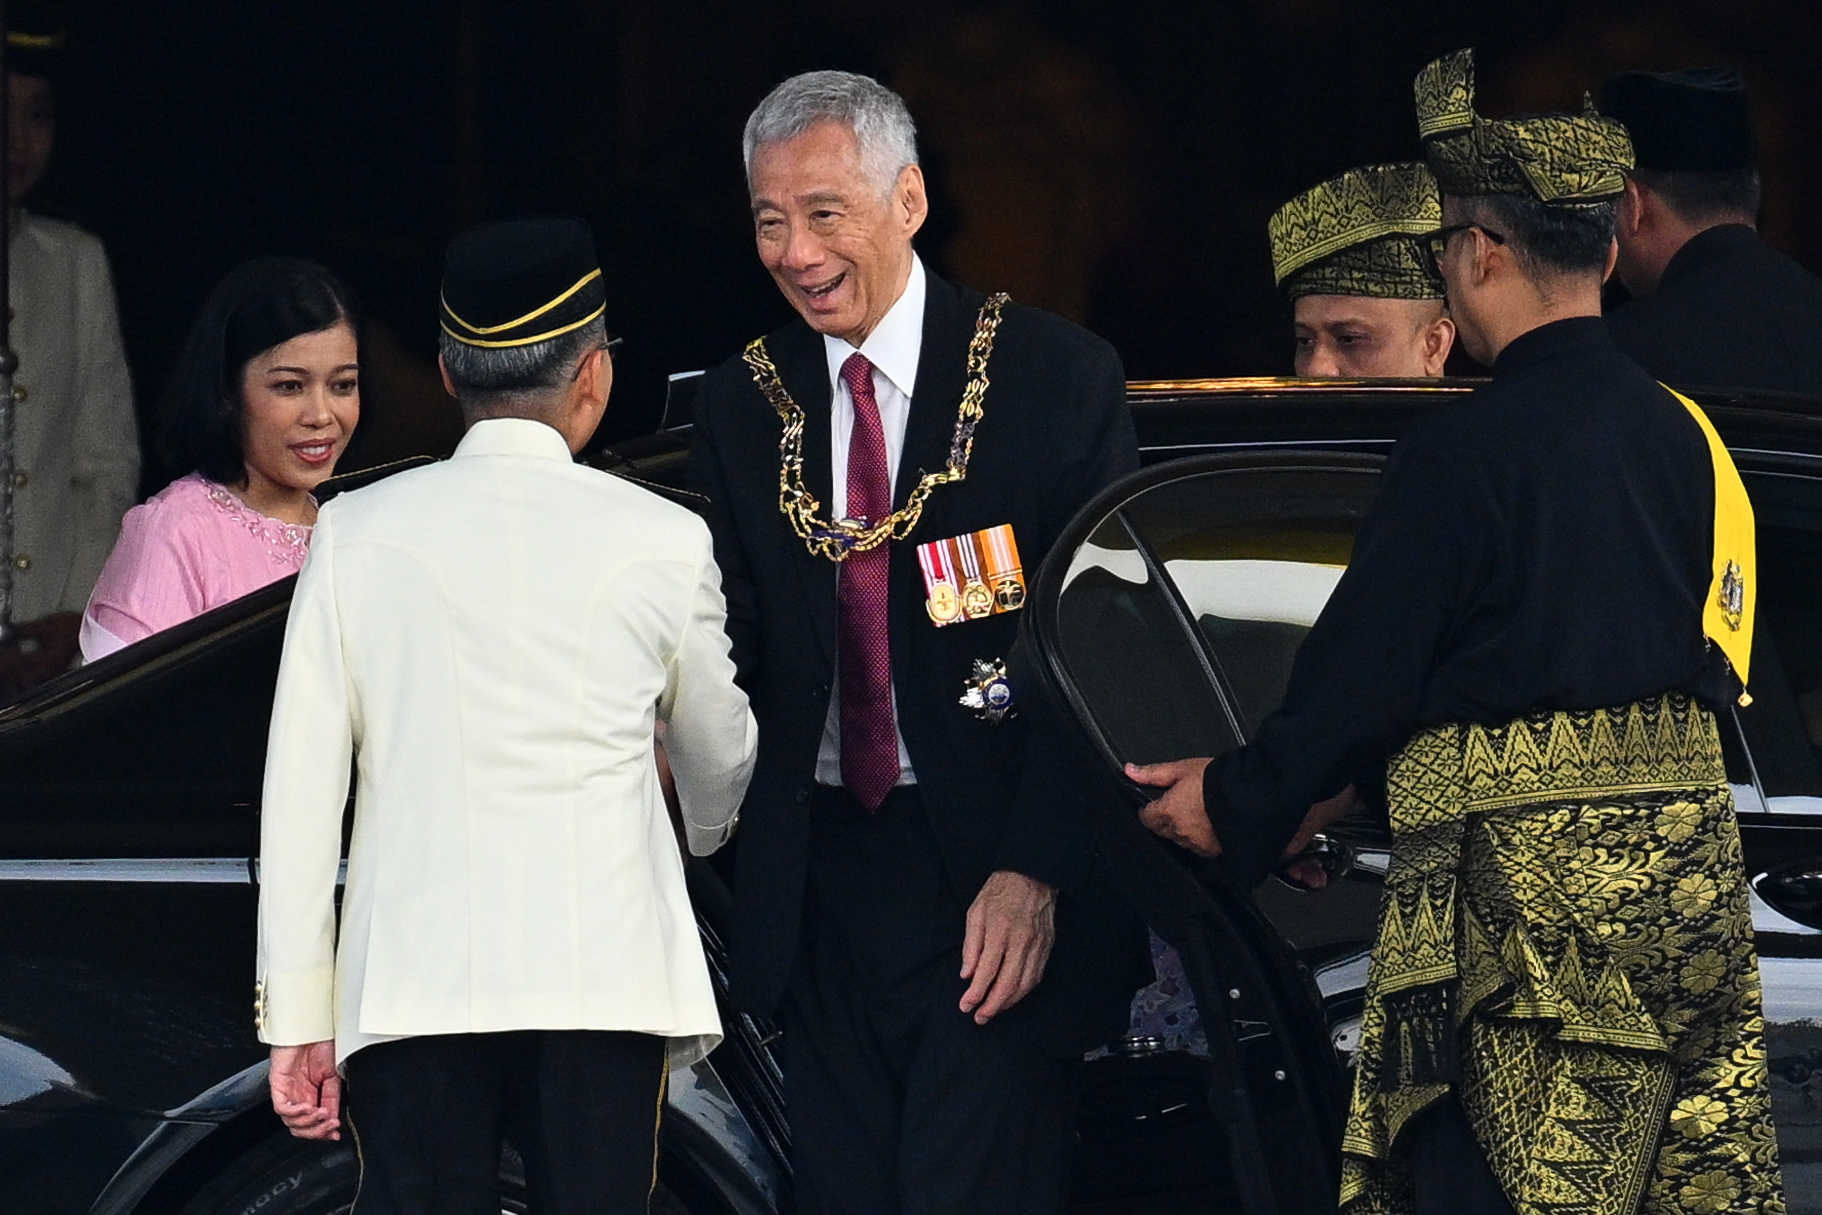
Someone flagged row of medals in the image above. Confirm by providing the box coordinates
[928,574,1025,625]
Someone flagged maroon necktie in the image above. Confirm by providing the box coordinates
[838,353,898,811]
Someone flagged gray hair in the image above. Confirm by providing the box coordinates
[742,70,919,197]
[438,317,606,416]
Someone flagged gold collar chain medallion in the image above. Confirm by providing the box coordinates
[743,293,1009,562]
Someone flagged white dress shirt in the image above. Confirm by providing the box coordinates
[256,418,756,1067]
[814,255,925,788]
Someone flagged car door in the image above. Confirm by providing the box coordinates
[1025,443,1822,1214]
[1024,450,1379,1214]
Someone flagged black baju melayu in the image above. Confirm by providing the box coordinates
[1201,317,1783,1214]
[1607,223,1822,397]
[1206,317,1720,883]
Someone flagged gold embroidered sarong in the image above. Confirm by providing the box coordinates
[1340,694,1784,1215]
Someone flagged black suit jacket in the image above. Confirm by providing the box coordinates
[1607,223,1822,395]
[689,271,1144,1049]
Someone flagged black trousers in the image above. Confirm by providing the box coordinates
[1408,1096,1518,1215]
[343,1029,667,1215]
[782,785,1077,1215]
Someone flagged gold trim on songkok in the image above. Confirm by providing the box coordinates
[1270,163,1444,300]
[6,30,65,50]
[438,302,607,349]
[443,269,603,336]
[1416,48,1634,204]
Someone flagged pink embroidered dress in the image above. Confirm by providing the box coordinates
[80,473,313,662]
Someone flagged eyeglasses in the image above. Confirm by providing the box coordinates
[571,335,624,381]
[1423,222,1507,277]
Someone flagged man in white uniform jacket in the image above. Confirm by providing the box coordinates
[255,217,755,1215]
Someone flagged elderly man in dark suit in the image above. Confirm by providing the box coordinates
[1602,66,1822,394]
[688,70,1144,1215]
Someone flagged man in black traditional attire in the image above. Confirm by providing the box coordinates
[1269,162,1455,378]
[1602,66,1822,395]
[1129,48,1783,1215]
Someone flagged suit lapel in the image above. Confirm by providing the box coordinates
[768,323,839,668]
[898,273,976,517]
[772,275,978,672]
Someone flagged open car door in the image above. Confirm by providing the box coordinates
[1027,450,1393,1214]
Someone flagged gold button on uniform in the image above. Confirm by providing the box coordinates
[12,384,26,403]
[11,471,25,489]
[13,554,29,571]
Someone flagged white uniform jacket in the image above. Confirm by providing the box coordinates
[255,418,755,1067]
[9,213,140,620]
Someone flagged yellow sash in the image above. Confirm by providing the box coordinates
[1665,386,1755,700]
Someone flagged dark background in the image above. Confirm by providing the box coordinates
[26,0,1822,489]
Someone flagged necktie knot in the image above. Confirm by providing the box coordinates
[841,352,876,403]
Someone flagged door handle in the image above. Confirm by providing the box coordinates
[1753,861,1822,931]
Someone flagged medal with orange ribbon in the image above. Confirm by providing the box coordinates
[980,523,1025,612]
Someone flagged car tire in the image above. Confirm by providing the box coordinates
[177,1132,697,1215]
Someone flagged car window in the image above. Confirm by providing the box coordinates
[1119,467,1375,736]
[1052,461,1379,761]
[1056,511,1240,765]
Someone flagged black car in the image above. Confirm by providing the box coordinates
[4,377,1821,1214]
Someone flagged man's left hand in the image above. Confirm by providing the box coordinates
[959,870,1056,1025]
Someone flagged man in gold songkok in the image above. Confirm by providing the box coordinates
[1269,162,1455,377]
[1129,48,1783,1214]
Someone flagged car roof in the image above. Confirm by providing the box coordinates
[1126,377,1822,463]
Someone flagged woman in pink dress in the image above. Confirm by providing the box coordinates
[81,259,361,660]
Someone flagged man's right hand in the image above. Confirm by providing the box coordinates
[270,1041,342,1140]
[1126,758,1218,855]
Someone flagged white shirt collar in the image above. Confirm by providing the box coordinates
[452,416,574,461]
[823,254,925,400]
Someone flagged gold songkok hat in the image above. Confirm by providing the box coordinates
[1269,163,1443,300]
[1416,48,1634,204]
[440,217,606,349]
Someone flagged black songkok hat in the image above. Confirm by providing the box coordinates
[1599,68,1753,173]
[440,217,605,349]
[1269,163,1444,300]
[1417,48,1633,204]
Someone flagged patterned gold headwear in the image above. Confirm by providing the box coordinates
[1269,163,1443,300]
[1416,48,1633,204]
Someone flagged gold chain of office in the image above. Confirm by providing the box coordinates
[742,292,1009,562]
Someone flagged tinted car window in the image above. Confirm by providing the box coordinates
[1056,512,1240,765]
[1054,461,1378,757]
[1120,467,1376,736]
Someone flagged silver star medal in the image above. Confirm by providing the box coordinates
[960,658,1016,724]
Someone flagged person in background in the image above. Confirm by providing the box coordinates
[79,259,358,660]
[1602,66,1822,394]
[1270,162,1455,377]
[0,1,140,691]
[257,217,754,1213]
